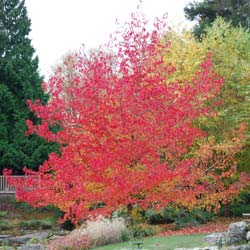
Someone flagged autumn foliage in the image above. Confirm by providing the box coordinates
[6,13,248,223]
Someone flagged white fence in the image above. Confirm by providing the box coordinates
[0,175,16,194]
[0,175,39,195]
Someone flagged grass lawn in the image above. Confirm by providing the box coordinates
[93,234,208,250]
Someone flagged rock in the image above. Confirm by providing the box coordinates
[204,233,226,245]
[0,234,11,238]
[175,247,218,250]
[228,244,250,250]
[0,234,12,244]
[246,231,250,241]
[5,232,49,245]
[17,243,48,250]
[175,248,202,250]
[226,221,247,245]
[203,247,218,250]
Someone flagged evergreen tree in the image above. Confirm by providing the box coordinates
[0,0,55,174]
[184,0,250,38]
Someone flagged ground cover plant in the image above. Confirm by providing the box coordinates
[5,11,249,224]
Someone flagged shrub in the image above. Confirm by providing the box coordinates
[49,234,90,250]
[219,191,250,217]
[129,223,161,238]
[0,220,10,230]
[162,206,213,229]
[69,216,127,248]
[49,216,127,249]
[145,208,172,224]
[13,201,64,220]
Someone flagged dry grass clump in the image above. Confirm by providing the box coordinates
[76,216,127,247]
[49,216,127,249]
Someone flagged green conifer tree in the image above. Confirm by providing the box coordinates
[184,0,250,38]
[0,0,56,174]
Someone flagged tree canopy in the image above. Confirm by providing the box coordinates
[164,18,250,173]
[184,0,250,37]
[0,0,56,174]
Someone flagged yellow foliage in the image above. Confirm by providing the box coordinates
[85,182,104,193]
[130,207,144,222]
[165,18,250,140]
[164,31,206,84]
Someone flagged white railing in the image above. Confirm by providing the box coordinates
[0,175,39,194]
[0,175,16,194]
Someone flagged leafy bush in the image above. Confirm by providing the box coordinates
[145,209,172,224]
[219,191,250,217]
[49,234,90,250]
[129,223,161,238]
[111,209,132,225]
[15,201,63,217]
[0,220,10,230]
[0,210,10,231]
[121,229,130,242]
[60,219,75,231]
[162,206,213,229]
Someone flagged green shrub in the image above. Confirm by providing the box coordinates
[162,206,213,229]
[13,201,63,220]
[219,191,250,217]
[129,223,160,238]
[121,229,131,242]
[0,220,10,230]
[0,211,10,231]
[145,209,172,224]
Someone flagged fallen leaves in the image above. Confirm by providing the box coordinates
[158,217,241,236]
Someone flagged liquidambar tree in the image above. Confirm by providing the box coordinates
[7,13,248,223]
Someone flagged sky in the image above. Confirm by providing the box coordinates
[25,0,195,80]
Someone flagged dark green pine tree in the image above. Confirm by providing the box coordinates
[184,0,250,38]
[0,0,56,174]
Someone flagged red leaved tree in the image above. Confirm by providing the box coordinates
[6,13,248,223]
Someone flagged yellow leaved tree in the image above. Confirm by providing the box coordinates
[165,18,250,175]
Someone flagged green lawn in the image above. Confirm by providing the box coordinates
[93,234,208,250]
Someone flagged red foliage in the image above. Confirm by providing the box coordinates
[158,223,228,236]
[5,13,248,223]
[158,217,240,236]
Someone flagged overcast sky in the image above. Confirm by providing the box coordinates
[25,0,195,80]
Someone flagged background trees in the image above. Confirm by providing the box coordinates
[184,0,250,37]
[0,0,56,174]
[165,18,250,173]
